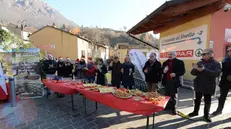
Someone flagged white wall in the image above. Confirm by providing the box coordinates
[21,31,30,41]
[77,38,89,60]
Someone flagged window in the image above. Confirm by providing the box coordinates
[81,50,85,56]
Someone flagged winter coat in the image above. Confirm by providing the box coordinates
[191,58,221,95]
[57,61,65,77]
[162,58,185,90]
[220,57,231,88]
[109,62,122,86]
[63,62,73,77]
[42,59,57,74]
[121,62,135,86]
[76,61,87,79]
[143,60,162,83]
[86,63,96,77]
[96,64,108,85]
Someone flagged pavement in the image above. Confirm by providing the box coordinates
[0,88,231,129]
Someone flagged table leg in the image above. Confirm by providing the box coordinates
[83,97,87,115]
[46,88,49,99]
[95,102,98,110]
[146,116,149,129]
[152,113,155,129]
[71,94,74,111]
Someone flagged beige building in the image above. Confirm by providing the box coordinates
[29,26,108,60]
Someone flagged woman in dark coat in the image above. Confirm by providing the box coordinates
[57,57,64,77]
[109,56,122,88]
[63,57,74,78]
[95,58,108,85]
[121,56,135,89]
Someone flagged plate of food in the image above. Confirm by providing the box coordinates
[99,87,114,94]
[133,96,145,101]
[129,89,144,96]
[144,92,164,101]
[112,89,132,99]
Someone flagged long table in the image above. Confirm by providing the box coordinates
[42,80,169,129]
[42,80,79,111]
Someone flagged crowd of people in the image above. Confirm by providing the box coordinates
[41,54,136,90]
[41,46,231,123]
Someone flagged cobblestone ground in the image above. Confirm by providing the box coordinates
[0,88,231,129]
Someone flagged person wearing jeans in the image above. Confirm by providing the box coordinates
[212,46,231,116]
[188,49,221,122]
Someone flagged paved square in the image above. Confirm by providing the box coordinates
[0,88,231,129]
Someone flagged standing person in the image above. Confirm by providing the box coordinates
[63,57,73,79]
[77,56,87,80]
[74,59,80,79]
[57,57,64,77]
[109,56,122,88]
[95,58,108,85]
[143,53,162,92]
[42,54,57,79]
[121,56,135,89]
[188,49,221,122]
[162,51,185,115]
[212,46,231,116]
[86,57,96,83]
[42,54,57,96]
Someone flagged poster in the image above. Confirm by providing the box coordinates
[12,48,42,99]
[159,25,208,60]
[225,28,231,43]
[129,49,147,81]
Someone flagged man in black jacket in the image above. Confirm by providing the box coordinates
[188,49,221,122]
[212,46,231,116]
[143,53,162,92]
[162,51,185,115]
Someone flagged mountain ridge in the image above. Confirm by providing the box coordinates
[0,0,158,47]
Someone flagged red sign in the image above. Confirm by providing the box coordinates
[160,50,194,58]
[37,45,55,49]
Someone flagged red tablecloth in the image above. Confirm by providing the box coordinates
[42,80,78,95]
[0,83,19,101]
[77,88,169,116]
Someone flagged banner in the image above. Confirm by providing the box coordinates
[0,63,7,95]
[160,25,208,60]
[12,48,42,99]
[129,49,147,81]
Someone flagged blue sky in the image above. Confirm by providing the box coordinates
[43,0,166,31]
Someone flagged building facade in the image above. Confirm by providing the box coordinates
[29,26,108,60]
[128,0,231,81]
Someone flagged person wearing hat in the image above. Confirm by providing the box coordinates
[74,58,80,79]
[42,53,57,79]
[57,57,64,77]
[63,57,73,79]
[162,51,185,115]
[76,56,87,80]
[188,49,221,122]
[85,57,96,83]
[212,46,231,116]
